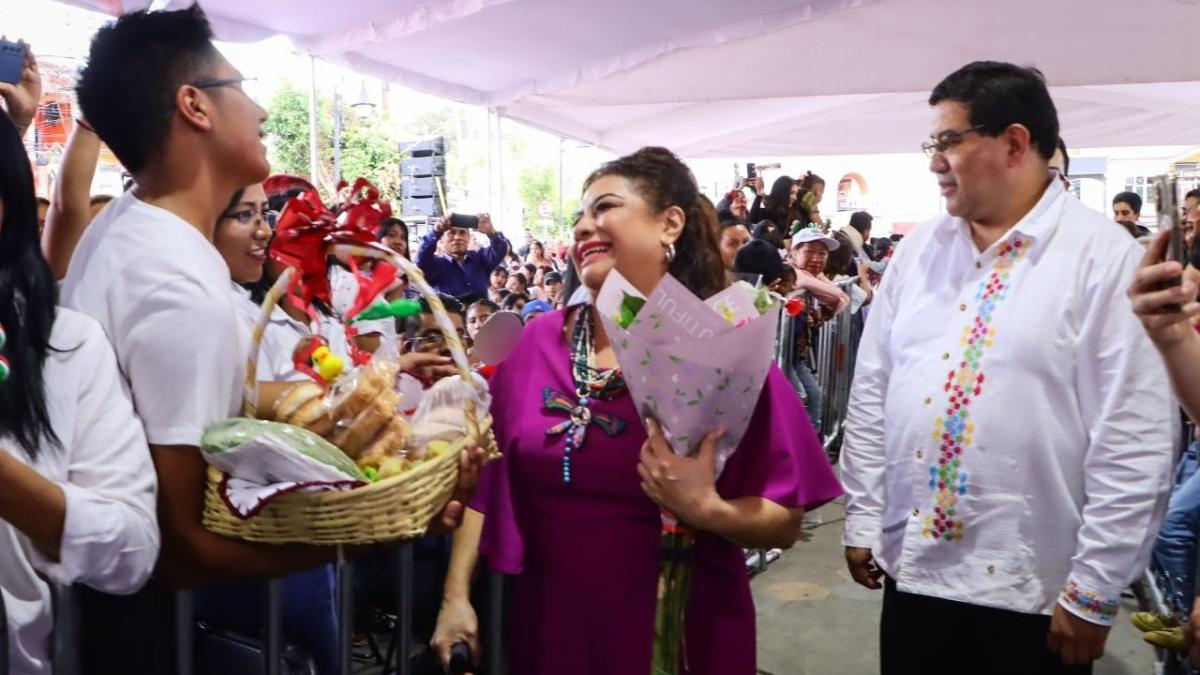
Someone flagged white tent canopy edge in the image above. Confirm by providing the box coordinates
[59,0,1200,157]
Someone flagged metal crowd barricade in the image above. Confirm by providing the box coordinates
[164,541,418,675]
[10,538,509,675]
[813,281,863,461]
[748,280,864,575]
[772,279,863,462]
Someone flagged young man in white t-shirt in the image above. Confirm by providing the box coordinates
[62,6,481,672]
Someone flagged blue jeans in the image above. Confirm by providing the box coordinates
[194,565,340,674]
[1153,441,1200,615]
[793,362,823,435]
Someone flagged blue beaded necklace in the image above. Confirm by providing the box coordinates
[543,305,628,484]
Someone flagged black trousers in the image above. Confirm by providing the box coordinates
[881,577,1093,675]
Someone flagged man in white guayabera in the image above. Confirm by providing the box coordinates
[839,60,1175,675]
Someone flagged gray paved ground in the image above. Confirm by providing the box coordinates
[752,498,1156,675]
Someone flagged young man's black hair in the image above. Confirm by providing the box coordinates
[848,211,874,237]
[929,61,1060,162]
[501,292,530,311]
[733,239,786,286]
[469,299,500,314]
[1112,191,1142,215]
[401,295,465,337]
[76,4,220,174]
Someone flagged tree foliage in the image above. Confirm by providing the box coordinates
[262,78,575,239]
[263,81,400,201]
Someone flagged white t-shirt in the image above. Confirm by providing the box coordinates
[0,309,158,675]
[60,191,248,446]
[233,286,352,382]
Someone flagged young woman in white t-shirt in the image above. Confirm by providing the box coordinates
[0,109,158,674]
[215,183,355,385]
[209,181,457,671]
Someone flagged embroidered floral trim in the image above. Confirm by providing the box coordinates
[1060,580,1119,621]
[922,236,1030,542]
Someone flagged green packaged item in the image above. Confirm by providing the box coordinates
[202,418,367,482]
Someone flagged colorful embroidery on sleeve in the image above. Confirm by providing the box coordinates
[1060,579,1119,622]
[922,236,1030,542]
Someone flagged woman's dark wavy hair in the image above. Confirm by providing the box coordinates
[583,147,726,299]
[761,175,795,229]
[824,231,855,278]
[0,113,62,459]
[376,217,407,244]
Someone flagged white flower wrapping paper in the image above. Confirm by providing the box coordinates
[596,271,780,477]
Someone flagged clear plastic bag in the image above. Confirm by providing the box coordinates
[406,372,492,457]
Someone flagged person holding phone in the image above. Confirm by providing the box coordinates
[1128,230,1200,663]
[417,211,510,298]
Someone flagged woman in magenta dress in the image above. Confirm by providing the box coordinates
[431,147,842,674]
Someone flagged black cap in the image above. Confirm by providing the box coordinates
[545,271,563,283]
[733,239,786,285]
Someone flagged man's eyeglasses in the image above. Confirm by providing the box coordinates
[405,330,470,352]
[166,76,258,120]
[192,76,257,92]
[922,125,987,157]
[221,208,271,225]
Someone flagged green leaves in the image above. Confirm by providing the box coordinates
[616,292,647,329]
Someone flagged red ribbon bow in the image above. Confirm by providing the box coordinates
[269,178,396,318]
[268,178,399,370]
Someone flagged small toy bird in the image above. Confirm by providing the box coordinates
[311,345,345,382]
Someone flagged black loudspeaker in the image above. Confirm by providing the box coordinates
[401,176,437,199]
[399,155,445,179]
[401,196,443,218]
[398,136,445,157]
[399,136,446,217]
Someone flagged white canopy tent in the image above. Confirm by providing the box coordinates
[63,0,1200,157]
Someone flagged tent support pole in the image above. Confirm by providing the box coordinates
[557,136,565,237]
[308,56,320,185]
[488,108,505,234]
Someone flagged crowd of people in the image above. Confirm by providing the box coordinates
[2,5,1200,675]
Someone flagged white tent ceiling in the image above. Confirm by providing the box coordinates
[63,0,1200,157]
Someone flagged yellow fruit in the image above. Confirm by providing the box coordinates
[378,456,409,479]
[426,440,451,458]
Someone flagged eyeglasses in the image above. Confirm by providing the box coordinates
[922,125,987,157]
[221,208,270,225]
[191,76,257,91]
[405,330,470,352]
[166,76,258,120]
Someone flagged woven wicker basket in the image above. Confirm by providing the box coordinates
[202,244,497,544]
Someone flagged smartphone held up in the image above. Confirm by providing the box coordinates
[448,213,480,230]
[0,39,27,85]
[1153,173,1186,312]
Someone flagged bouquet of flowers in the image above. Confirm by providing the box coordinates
[595,270,780,675]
